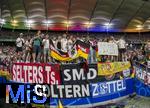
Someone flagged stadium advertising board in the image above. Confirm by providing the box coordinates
[2,62,134,107]
[134,78,150,97]
[5,78,134,106]
[12,62,132,84]
[61,63,98,84]
[12,63,61,84]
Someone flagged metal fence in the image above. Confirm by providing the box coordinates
[133,61,150,85]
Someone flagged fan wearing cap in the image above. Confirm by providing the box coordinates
[15,33,25,62]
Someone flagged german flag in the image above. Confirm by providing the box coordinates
[76,40,90,59]
[50,44,73,61]
[50,39,78,61]
[50,39,90,61]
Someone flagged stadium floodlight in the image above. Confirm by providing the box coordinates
[25,20,34,27]
[84,22,94,28]
[136,25,142,28]
[11,20,18,24]
[136,25,143,30]
[25,20,34,25]
[43,20,52,28]
[64,20,73,27]
[43,20,52,24]
[104,22,112,28]
[11,20,18,26]
[0,19,6,24]
[43,20,52,30]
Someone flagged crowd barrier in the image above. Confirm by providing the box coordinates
[0,61,149,107]
[133,61,150,97]
[133,61,150,85]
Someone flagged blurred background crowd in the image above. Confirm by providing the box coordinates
[0,30,150,68]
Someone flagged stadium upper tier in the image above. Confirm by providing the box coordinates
[1,0,150,32]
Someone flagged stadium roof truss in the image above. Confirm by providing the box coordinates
[0,0,150,32]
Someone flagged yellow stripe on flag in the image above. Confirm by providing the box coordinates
[58,100,63,108]
[0,70,11,80]
[51,51,71,61]
[131,71,135,78]
[78,49,89,59]
[50,50,79,61]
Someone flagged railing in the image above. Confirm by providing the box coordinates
[133,61,150,85]
[0,38,15,42]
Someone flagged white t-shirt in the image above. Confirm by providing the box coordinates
[52,40,57,48]
[68,39,73,50]
[61,38,68,52]
[43,39,50,49]
[118,39,126,49]
[146,42,150,51]
[25,40,30,50]
[16,37,24,47]
[148,61,150,68]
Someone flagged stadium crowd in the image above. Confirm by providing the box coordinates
[0,30,150,68]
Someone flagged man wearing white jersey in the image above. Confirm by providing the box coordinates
[16,33,24,62]
[61,34,68,53]
[118,37,126,61]
[42,34,50,62]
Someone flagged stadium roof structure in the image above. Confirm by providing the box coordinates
[0,0,150,32]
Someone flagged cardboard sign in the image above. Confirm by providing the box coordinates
[98,42,118,56]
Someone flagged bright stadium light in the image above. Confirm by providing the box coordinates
[0,19,6,24]
[43,20,52,27]
[64,20,73,27]
[43,20,52,24]
[11,20,18,26]
[25,20,34,27]
[43,20,52,30]
[104,22,113,28]
[104,22,113,34]
[25,20,34,25]
[136,25,143,30]
[11,20,18,24]
[136,25,142,28]
[84,22,94,28]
